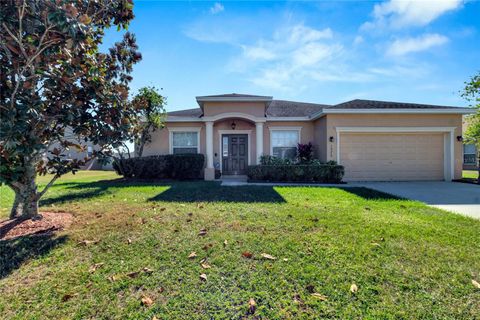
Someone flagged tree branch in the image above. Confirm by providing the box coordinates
[36,173,60,199]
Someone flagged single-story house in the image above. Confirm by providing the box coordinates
[141,94,473,181]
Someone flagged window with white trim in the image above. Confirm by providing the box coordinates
[172,132,199,154]
[464,144,477,164]
[271,130,299,160]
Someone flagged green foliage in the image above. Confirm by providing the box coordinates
[297,142,313,163]
[462,72,480,146]
[113,154,205,180]
[131,86,166,156]
[0,0,143,216]
[259,155,293,165]
[247,164,344,183]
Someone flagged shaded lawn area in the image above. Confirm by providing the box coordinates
[0,172,479,319]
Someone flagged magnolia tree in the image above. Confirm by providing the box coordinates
[0,0,144,219]
[132,86,166,157]
[461,72,480,182]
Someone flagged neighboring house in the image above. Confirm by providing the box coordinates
[463,117,478,170]
[142,93,472,181]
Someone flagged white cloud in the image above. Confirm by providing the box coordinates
[387,33,448,56]
[210,2,224,14]
[353,35,364,45]
[362,0,463,30]
[242,44,276,61]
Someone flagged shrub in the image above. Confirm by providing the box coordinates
[113,154,205,180]
[247,164,344,183]
[259,155,292,165]
[297,142,313,163]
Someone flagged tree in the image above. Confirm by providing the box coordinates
[461,72,480,183]
[0,0,143,219]
[132,86,166,157]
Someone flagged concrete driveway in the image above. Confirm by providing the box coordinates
[354,182,480,219]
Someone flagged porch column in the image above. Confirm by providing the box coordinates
[204,121,215,180]
[255,122,264,164]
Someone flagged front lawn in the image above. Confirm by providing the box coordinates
[1,171,479,319]
[463,170,478,179]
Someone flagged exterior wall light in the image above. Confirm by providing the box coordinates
[329,136,334,142]
[231,121,236,130]
[457,136,463,142]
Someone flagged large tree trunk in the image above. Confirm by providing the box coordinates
[10,164,39,220]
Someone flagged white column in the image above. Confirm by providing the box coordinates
[206,121,214,169]
[255,122,264,164]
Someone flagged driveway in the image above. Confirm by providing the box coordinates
[355,182,480,219]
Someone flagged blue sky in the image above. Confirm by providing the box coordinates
[103,0,480,111]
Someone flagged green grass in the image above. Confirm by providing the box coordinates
[463,170,478,179]
[1,171,479,319]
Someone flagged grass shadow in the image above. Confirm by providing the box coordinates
[0,233,68,279]
[149,184,286,203]
[340,187,403,200]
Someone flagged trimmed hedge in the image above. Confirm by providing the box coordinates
[113,154,205,180]
[247,164,344,183]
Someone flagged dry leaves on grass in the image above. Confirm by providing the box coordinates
[223,239,228,247]
[261,253,276,260]
[242,251,253,259]
[200,273,207,281]
[350,283,358,294]
[78,239,99,246]
[201,262,211,269]
[188,252,197,259]
[248,298,256,314]
[141,296,154,307]
[472,279,480,289]
[61,293,78,302]
[198,229,207,236]
[89,262,104,273]
[311,293,328,301]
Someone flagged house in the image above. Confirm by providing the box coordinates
[142,94,473,181]
[463,117,478,170]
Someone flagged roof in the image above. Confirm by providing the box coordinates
[167,108,203,118]
[196,93,272,99]
[328,99,460,110]
[266,100,329,117]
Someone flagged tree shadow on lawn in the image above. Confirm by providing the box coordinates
[0,233,68,279]
[339,187,403,200]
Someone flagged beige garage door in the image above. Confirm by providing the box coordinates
[340,133,444,181]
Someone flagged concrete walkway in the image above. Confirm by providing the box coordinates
[353,181,480,219]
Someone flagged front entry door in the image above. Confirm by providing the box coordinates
[222,134,248,175]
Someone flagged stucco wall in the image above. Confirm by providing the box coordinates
[142,122,206,156]
[203,102,266,117]
[313,117,327,162]
[325,114,464,179]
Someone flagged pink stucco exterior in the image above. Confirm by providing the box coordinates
[142,98,470,181]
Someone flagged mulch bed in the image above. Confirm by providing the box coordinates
[0,212,74,241]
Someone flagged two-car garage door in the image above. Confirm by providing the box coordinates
[339,133,445,181]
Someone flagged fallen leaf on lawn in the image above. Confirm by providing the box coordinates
[141,296,154,307]
[223,240,228,247]
[248,298,256,314]
[293,293,302,304]
[200,273,207,281]
[261,253,276,260]
[127,238,132,244]
[202,243,213,250]
[152,316,159,320]
[197,204,204,209]
[472,279,480,289]
[78,240,99,246]
[107,275,119,282]
[188,212,193,216]
[198,229,207,236]
[89,262,104,273]
[143,267,154,274]
[283,258,289,262]
[61,293,78,302]
[201,263,211,269]
[350,283,358,294]
[188,251,197,259]
[311,293,328,301]
[242,251,253,259]
[126,271,140,278]
[160,207,166,211]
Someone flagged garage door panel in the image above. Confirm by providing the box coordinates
[340,133,444,181]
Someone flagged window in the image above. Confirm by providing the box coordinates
[464,144,477,164]
[271,129,299,160]
[87,146,93,157]
[171,131,199,154]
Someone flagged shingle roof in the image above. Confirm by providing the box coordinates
[197,93,272,99]
[266,100,329,117]
[167,108,203,117]
[328,99,460,109]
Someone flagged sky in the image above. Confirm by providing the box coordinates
[102,0,480,112]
